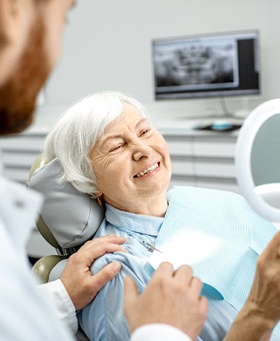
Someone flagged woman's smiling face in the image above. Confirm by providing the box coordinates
[90,103,172,215]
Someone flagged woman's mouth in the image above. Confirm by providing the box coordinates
[134,163,159,178]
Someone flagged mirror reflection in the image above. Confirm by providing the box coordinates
[251,114,280,209]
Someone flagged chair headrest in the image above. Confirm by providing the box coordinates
[27,158,105,249]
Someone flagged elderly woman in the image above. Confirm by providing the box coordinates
[43,91,279,341]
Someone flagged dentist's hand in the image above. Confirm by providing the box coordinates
[60,234,126,311]
[224,231,280,341]
[124,262,208,341]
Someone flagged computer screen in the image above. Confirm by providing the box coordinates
[152,30,260,100]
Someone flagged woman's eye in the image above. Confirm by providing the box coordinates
[140,129,150,136]
[110,144,123,152]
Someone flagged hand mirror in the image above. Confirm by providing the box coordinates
[235,99,280,223]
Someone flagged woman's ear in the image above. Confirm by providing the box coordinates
[95,192,103,207]
[95,191,103,198]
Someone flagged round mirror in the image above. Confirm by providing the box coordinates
[235,99,280,223]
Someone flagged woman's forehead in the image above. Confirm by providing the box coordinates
[107,106,147,130]
[97,113,149,147]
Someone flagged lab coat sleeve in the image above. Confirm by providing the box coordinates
[130,324,192,341]
[40,279,78,335]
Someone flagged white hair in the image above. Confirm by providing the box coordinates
[43,91,148,197]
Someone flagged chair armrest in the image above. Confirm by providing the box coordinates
[32,255,66,283]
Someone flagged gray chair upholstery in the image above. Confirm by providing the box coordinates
[27,157,105,254]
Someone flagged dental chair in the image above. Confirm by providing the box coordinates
[28,154,65,282]
[27,155,105,339]
[28,154,105,281]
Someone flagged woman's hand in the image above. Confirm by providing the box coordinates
[124,261,208,341]
[60,234,126,311]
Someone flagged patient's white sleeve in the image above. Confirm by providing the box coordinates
[40,279,78,335]
[130,324,191,341]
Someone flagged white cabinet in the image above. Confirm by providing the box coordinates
[0,129,47,184]
[161,129,240,193]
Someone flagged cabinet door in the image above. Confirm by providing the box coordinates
[193,135,236,157]
[195,158,236,179]
[171,156,194,176]
[164,132,239,193]
[165,135,193,156]
[165,135,195,187]
[0,133,46,184]
[196,178,240,193]
[192,135,238,191]
[170,176,195,188]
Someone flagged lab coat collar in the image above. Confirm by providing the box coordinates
[0,176,43,249]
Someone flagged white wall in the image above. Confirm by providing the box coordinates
[35,0,280,126]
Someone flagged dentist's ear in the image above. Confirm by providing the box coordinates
[0,0,34,49]
[0,0,35,86]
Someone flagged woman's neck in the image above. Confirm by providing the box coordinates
[109,193,168,217]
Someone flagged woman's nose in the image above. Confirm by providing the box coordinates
[131,140,150,161]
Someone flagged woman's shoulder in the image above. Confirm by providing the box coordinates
[91,249,150,286]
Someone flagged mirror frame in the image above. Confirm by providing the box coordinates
[235,98,280,223]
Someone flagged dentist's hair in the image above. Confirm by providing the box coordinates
[43,91,148,197]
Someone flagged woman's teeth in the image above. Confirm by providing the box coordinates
[135,163,159,178]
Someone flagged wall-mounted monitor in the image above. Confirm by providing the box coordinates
[152,30,260,100]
